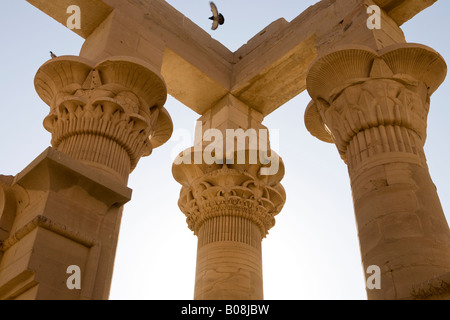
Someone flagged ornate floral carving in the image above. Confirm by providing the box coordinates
[305,44,447,167]
[34,56,173,182]
[174,159,286,239]
[315,78,427,165]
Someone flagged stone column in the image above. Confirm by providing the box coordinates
[305,43,450,300]
[0,56,172,300]
[172,95,286,300]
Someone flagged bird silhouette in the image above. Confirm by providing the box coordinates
[209,2,224,30]
[50,51,57,58]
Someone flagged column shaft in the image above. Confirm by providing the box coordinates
[351,154,450,299]
[195,216,263,299]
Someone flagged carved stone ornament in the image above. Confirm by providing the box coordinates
[34,56,173,182]
[305,44,447,165]
[173,150,286,238]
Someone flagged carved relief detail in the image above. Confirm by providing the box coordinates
[34,56,173,182]
[316,79,427,166]
[177,165,286,240]
[305,44,447,167]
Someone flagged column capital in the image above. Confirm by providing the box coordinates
[305,43,447,166]
[306,43,446,104]
[173,153,286,238]
[34,56,173,183]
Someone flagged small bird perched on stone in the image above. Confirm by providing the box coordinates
[209,2,224,30]
[50,51,57,58]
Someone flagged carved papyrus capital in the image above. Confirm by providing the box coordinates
[34,56,173,183]
[173,150,286,239]
[305,44,447,167]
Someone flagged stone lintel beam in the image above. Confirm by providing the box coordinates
[78,0,233,115]
[373,0,438,26]
[26,0,439,117]
[26,0,112,39]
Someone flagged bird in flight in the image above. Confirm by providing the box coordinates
[209,2,224,30]
[50,51,57,58]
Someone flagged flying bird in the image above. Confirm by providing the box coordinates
[209,2,224,30]
[50,51,57,58]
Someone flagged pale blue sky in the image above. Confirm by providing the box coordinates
[0,1,449,300]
